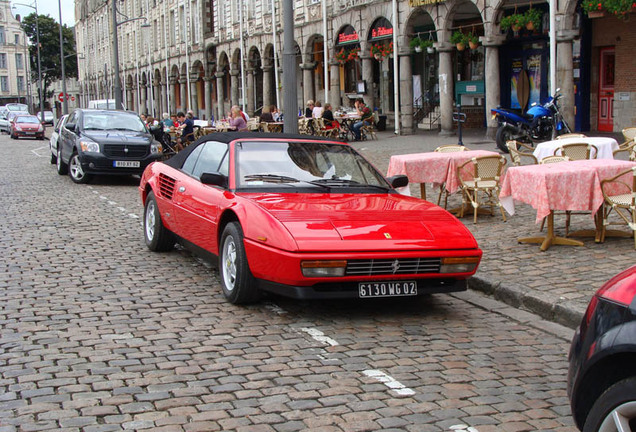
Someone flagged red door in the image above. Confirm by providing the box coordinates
[598,47,615,132]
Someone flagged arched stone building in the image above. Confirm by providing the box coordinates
[74,0,636,133]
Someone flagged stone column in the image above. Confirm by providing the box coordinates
[361,53,374,109]
[216,72,225,120]
[399,49,413,135]
[557,34,576,131]
[169,77,178,114]
[180,74,188,111]
[140,83,147,116]
[126,84,134,112]
[263,66,273,108]
[154,79,162,117]
[246,68,255,116]
[230,70,240,107]
[204,76,213,121]
[329,60,341,109]
[484,41,502,138]
[437,46,454,135]
[301,63,315,107]
[190,75,199,115]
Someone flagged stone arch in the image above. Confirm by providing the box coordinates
[247,46,263,115]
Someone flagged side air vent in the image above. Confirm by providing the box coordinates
[158,174,176,200]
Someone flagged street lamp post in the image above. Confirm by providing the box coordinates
[58,0,67,115]
[111,0,148,110]
[14,1,44,122]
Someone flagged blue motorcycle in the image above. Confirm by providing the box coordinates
[491,89,572,153]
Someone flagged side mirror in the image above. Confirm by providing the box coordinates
[387,174,408,189]
[200,172,228,188]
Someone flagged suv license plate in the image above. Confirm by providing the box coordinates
[114,161,140,168]
[359,281,417,298]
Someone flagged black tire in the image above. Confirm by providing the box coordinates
[143,191,174,252]
[495,125,516,153]
[218,222,260,304]
[68,152,92,184]
[10,133,16,139]
[56,147,68,175]
[50,150,57,164]
[583,376,636,432]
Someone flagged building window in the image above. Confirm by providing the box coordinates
[0,76,8,92]
[0,54,6,69]
[16,53,23,70]
[0,27,5,45]
[17,76,25,92]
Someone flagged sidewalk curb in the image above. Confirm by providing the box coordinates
[468,275,584,330]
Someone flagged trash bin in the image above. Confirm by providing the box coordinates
[376,115,387,131]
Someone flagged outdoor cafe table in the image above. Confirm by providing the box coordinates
[386,149,500,200]
[499,159,636,251]
[533,136,619,161]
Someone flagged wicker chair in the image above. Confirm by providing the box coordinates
[613,141,636,161]
[361,123,378,140]
[554,143,598,160]
[622,127,636,144]
[539,155,570,164]
[246,117,260,131]
[434,145,468,208]
[555,133,587,140]
[600,167,636,249]
[457,155,507,224]
[506,140,538,166]
[298,118,312,134]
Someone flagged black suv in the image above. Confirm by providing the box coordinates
[56,109,163,183]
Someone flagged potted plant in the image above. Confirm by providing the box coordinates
[410,36,424,53]
[582,0,635,18]
[466,32,479,50]
[500,13,523,32]
[450,31,467,51]
[423,39,435,54]
[524,8,543,30]
[335,48,348,64]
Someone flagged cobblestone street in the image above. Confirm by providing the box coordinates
[1,133,579,431]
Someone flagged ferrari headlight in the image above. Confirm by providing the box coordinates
[301,260,347,277]
[151,142,163,154]
[439,257,480,273]
[80,140,100,153]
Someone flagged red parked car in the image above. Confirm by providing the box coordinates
[10,114,45,140]
[139,132,482,304]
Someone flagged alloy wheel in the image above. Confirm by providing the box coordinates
[69,154,85,181]
[598,401,636,432]
[222,236,237,292]
[145,200,156,242]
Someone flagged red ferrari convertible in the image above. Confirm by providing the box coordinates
[139,133,482,304]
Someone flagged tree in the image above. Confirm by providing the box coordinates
[20,13,78,101]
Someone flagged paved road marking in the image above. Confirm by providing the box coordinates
[362,369,415,396]
[31,146,49,157]
[299,327,339,346]
[449,425,479,432]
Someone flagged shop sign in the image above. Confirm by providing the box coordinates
[337,26,360,46]
[369,18,393,41]
[409,0,446,6]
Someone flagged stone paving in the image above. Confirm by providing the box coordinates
[0,133,581,431]
[353,128,636,329]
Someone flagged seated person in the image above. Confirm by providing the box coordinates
[352,98,373,141]
[321,103,338,129]
[177,111,195,144]
[161,113,174,129]
[228,106,247,131]
[312,101,323,119]
[260,106,274,123]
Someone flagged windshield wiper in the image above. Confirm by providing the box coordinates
[309,178,390,191]
[243,174,330,189]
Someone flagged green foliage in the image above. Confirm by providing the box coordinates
[409,37,433,51]
[500,14,523,31]
[20,13,78,100]
[525,9,543,28]
[581,0,636,18]
[450,31,467,45]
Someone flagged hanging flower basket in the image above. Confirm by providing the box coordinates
[370,42,393,60]
[581,0,636,19]
[450,31,467,51]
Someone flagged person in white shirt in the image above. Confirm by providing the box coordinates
[312,101,323,119]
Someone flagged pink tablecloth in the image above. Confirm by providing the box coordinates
[387,150,500,194]
[500,159,636,223]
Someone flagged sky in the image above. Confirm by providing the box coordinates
[11,0,76,28]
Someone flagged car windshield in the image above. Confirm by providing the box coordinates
[7,103,28,112]
[15,116,39,124]
[82,112,146,132]
[235,141,389,190]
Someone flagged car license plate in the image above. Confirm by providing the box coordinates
[113,160,140,168]
[358,281,417,298]
[25,132,35,135]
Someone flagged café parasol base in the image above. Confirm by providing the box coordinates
[517,211,584,251]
